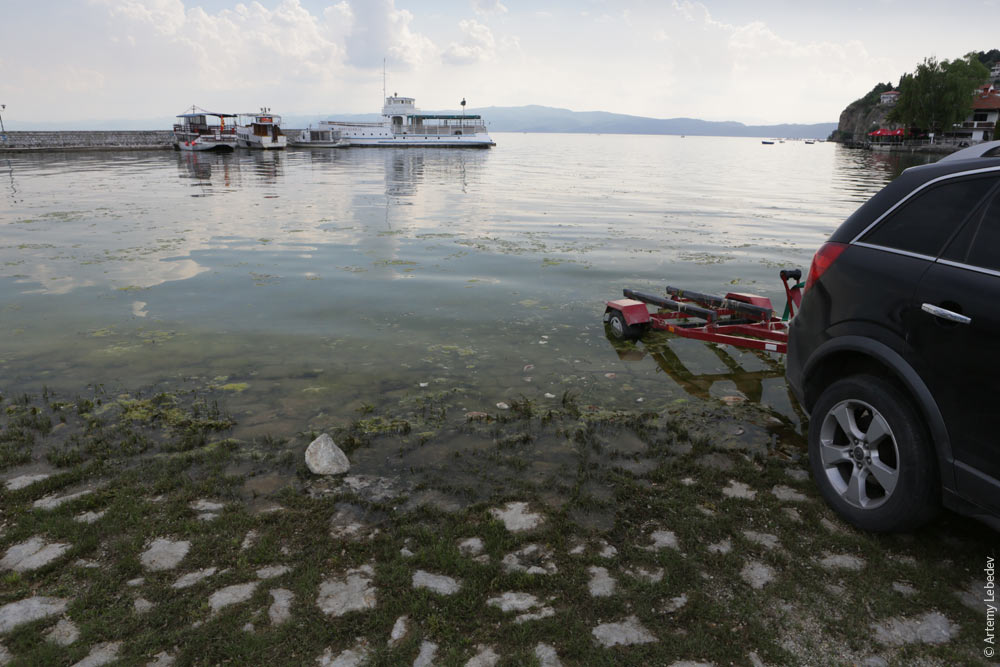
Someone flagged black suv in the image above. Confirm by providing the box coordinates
[787,141,1000,532]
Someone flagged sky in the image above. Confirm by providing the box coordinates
[1,0,998,126]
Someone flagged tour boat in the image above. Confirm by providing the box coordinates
[236,109,286,150]
[294,94,495,148]
[172,108,238,152]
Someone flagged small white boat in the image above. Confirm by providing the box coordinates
[298,94,495,148]
[288,126,348,148]
[236,109,286,150]
[173,108,237,152]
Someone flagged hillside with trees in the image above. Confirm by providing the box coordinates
[832,50,999,143]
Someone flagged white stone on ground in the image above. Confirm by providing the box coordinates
[663,594,688,613]
[242,622,255,633]
[140,538,190,571]
[74,511,105,524]
[316,640,370,667]
[771,485,808,502]
[784,468,809,481]
[208,582,258,615]
[0,596,68,633]
[317,565,377,617]
[457,537,484,556]
[329,505,378,542]
[188,498,226,512]
[69,641,121,667]
[305,434,351,475]
[534,643,563,667]
[487,592,539,613]
[0,537,70,572]
[146,653,175,667]
[268,588,294,625]
[707,538,732,555]
[625,566,664,583]
[388,616,409,646]
[567,540,586,556]
[400,547,415,558]
[126,577,144,587]
[190,500,224,521]
[256,565,291,579]
[45,619,79,646]
[592,615,657,647]
[740,560,775,589]
[134,598,154,614]
[872,611,957,646]
[5,473,50,490]
[722,480,756,500]
[644,529,678,550]
[742,531,780,549]
[74,559,99,569]
[820,518,845,533]
[489,501,544,532]
[486,592,554,623]
[680,477,696,486]
[819,553,865,571]
[412,570,461,595]
[892,582,917,596]
[33,489,93,510]
[0,643,11,666]
[464,645,500,667]
[782,507,802,523]
[171,567,218,589]
[588,566,617,597]
[597,540,618,558]
[413,641,438,667]
[241,530,258,551]
[501,544,557,575]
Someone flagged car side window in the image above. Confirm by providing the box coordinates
[862,176,998,257]
[947,187,1000,272]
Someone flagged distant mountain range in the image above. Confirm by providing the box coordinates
[10,105,836,139]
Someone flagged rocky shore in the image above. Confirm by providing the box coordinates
[0,386,994,665]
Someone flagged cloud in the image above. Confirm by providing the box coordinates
[442,19,496,65]
[340,0,437,70]
[472,0,507,15]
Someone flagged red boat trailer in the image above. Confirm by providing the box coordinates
[603,269,803,354]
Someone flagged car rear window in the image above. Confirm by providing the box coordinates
[861,175,999,257]
[941,186,1000,272]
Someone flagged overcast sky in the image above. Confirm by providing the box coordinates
[1,0,997,126]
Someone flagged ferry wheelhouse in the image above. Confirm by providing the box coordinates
[236,108,286,150]
[296,95,494,148]
[173,108,238,152]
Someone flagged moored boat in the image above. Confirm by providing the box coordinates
[300,94,495,148]
[288,126,348,148]
[236,108,286,150]
[173,108,238,151]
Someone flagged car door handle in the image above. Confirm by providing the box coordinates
[921,303,971,325]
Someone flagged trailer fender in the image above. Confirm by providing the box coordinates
[604,299,650,326]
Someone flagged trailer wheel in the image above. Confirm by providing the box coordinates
[808,374,939,532]
[606,309,645,341]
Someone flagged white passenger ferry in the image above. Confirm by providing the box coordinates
[292,95,495,148]
[172,108,238,152]
[236,108,286,150]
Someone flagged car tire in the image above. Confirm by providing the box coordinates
[605,309,645,341]
[808,374,939,532]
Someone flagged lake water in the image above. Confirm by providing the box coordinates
[0,135,931,441]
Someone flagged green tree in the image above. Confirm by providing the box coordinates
[888,54,990,132]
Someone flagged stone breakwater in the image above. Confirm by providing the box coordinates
[0,130,174,151]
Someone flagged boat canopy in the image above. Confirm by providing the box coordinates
[408,114,482,121]
[176,112,237,118]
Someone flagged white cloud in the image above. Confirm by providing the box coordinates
[442,19,495,65]
[472,0,507,15]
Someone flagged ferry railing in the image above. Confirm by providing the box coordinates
[393,124,487,136]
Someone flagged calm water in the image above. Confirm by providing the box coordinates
[0,135,931,438]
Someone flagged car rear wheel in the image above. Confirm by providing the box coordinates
[808,374,939,532]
